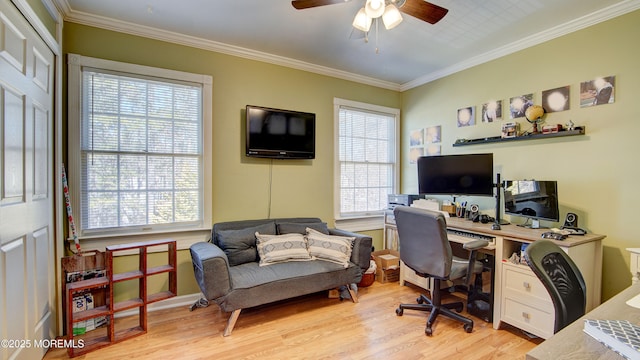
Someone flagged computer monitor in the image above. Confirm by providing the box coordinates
[503,180,559,228]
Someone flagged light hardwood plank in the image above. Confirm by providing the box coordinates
[44,282,541,359]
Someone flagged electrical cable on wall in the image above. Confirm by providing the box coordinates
[267,158,273,218]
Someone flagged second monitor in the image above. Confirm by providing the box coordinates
[503,180,559,229]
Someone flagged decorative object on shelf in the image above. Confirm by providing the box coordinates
[501,122,519,138]
[566,120,575,131]
[542,124,563,134]
[525,104,545,133]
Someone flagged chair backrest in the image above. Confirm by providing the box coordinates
[524,240,587,333]
[393,206,452,278]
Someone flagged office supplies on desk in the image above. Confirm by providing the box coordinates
[583,319,640,360]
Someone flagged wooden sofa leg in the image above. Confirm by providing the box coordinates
[348,284,359,303]
[223,309,241,336]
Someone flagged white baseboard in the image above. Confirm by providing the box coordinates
[113,292,205,318]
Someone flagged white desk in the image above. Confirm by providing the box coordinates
[386,212,606,340]
[527,283,640,360]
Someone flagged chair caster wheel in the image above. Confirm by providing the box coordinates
[416,296,424,304]
[425,327,433,336]
[464,324,473,333]
[455,304,464,312]
[396,307,403,316]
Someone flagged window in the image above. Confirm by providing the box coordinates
[68,54,212,237]
[334,98,399,226]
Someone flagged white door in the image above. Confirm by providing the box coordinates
[0,1,56,359]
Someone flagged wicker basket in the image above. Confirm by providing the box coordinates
[358,272,375,287]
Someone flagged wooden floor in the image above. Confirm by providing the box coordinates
[44,281,542,360]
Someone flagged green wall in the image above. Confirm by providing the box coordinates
[63,22,397,297]
[401,10,640,301]
[25,0,56,36]
[64,9,639,302]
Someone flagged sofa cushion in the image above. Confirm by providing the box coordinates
[256,232,312,266]
[306,228,354,268]
[217,223,276,266]
[277,222,329,235]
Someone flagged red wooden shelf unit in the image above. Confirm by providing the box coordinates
[65,239,177,357]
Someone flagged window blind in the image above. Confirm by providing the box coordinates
[80,70,203,231]
[338,106,396,216]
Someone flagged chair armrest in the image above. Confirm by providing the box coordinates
[463,239,489,251]
[329,228,373,271]
[190,242,232,301]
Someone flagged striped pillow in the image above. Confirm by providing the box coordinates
[306,228,354,268]
[255,232,312,266]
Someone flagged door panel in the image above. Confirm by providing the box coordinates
[0,2,55,359]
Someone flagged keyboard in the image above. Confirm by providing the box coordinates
[447,229,496,249]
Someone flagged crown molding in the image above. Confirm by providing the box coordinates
[59,5,402,91]
[400,0,640,91]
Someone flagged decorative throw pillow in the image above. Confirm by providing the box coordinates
[255,232,312,266]
[277,222,329,235]
[217,223,275,266]
[305,228,354,268]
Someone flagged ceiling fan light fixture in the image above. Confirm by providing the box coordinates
[364,0,385,18]
[352,7,372,32]
[382,4,403,29]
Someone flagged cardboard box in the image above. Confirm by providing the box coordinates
[372,249,400,283]
[372,249,400,270]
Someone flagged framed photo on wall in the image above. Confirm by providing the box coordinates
[580,76,615,107]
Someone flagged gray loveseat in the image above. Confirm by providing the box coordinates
[190,217,372,336]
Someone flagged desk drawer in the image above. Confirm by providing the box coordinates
[502,262,551,303]
[400,261,431,290]
[501,296,554,339]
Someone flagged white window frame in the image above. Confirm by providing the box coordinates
[67,54,212,246]
[333,98,399,231]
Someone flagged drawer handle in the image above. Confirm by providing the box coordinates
[522,312,530,319]
[523,282,530,289]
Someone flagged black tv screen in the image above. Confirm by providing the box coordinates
[417,153,494,196]
[245,105,315,159]
[504,180,559,222]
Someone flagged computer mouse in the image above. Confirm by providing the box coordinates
[541,232,567,240]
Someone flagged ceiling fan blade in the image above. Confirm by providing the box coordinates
[291,0,351,10]
[399,0,448,24]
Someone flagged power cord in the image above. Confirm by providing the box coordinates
[189,297,210,311]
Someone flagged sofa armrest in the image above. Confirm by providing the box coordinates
[329,228,372,271]
[190,242,232,301]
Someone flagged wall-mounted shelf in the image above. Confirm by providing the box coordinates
[453,128,585,147]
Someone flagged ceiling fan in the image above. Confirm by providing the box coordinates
[291,0,449,26]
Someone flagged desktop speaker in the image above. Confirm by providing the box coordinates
[467,204,479,220]
[563,213,578,228]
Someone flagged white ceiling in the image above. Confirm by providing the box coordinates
[55,0,640,90]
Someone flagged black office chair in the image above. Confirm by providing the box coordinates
[393,206,488,336]
[524,239,586,333]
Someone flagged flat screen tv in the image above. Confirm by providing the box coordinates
[503,180,559,228]
[417,153,494,196]
[245,105,315,159]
